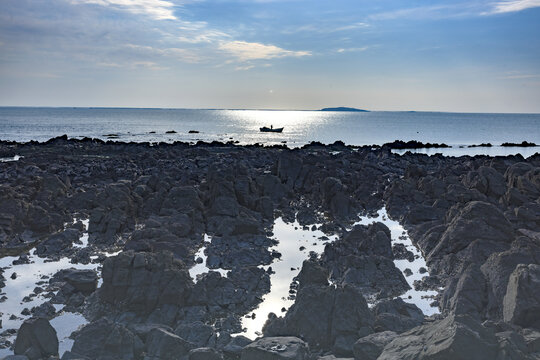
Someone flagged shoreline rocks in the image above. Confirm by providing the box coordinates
[0,138,538,359]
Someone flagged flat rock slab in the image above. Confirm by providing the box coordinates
[241,337,308,360]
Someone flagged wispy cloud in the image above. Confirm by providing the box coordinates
[218,41,310,61]
[123,43,203,63]
[487,0,540,14]
[72,0,177,20]
[337,46,368,53]
[500,73,540,79]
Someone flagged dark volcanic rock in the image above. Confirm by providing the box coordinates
[51,268,98,295]
[99,250,193,315]
[146,328,195,360]
[378,315,499,360]
[14,318,58,360]
[71,318,144,360]
[503,263,540,329]
[371,298,424,333]
[263,281,373,355]
[352,331,397,360]
[241,337,308,360]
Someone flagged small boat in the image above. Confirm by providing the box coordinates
[260,126,284,133]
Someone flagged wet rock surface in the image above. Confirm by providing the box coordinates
[0,138,538,359]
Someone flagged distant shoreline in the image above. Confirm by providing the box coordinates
[0,106,539,115]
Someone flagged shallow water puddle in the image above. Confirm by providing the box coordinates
[239,217,338,339]
[230,208,439,339]
[0,219,114,357]
[0,155,22,162]
[189,234,229,282]
[354,208,440,315]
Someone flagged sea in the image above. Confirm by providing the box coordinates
[1,107,539,157]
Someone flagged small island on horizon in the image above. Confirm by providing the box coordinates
[319,107,369,112]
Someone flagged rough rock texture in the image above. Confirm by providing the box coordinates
[377,315,499,360]
[1,139,539,360]
[503,264,540,329]
[263,260,374,355]
[241,337,308,360]
[70,318,144,360]
[352,331,397,360]
[14,318,58,360]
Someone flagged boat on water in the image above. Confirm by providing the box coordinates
[260,126,284,133]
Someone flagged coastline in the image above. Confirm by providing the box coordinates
[0,138,539,359]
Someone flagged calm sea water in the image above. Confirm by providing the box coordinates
[1,107,539,156]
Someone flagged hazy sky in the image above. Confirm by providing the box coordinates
[1,0,539,112]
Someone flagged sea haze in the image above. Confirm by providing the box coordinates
[0,107,539,156]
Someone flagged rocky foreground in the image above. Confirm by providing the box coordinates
[0,136,539,360]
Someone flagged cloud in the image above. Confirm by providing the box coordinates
[500,74,540,79]
[73,0,177,20]
[488,0,540,14]
[283,22,369,34]
[337,47,368,53]
[218,41,310,61]
[123,43,203,63]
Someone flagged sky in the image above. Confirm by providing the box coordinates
[0,0,539,112]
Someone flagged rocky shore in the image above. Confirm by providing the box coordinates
[0,136,539,360]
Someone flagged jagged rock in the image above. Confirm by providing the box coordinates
[378,315,498,360]
[241,337,308,360]
[352,331,397,360]
[145,328,194,360]
[372,298,424,333]
[189,347,223,360]
[263,283,373,355]
[99,251,193,314]
[441,264,486,318]
[71,318,144,360]
[14,318,58,360]
[503,264,540,329]
[52,268,98,295]
[223,336,252,359]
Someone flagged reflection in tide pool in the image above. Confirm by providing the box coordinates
[355,208,440,315]
[189,234,229,282]
[240,218,338,339]
[235,208,440,339]
[0,219,116,358]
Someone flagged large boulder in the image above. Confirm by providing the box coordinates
[145,328,194,360]
[241,337,308,360]
[428,201,514,262]
[263,282,373,355]
[371,298,424,333]
[378,315,498,360]
[441,264,486,318]
[70,318,144,360]
[352,331,397,360]
[51,268,98,295]
[99,251,193,315]
[503,264,540,329]
[14,318,58,360]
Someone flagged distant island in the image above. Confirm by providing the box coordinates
[320,107,369,112]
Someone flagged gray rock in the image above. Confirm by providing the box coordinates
[14,318,58,360]
[352,331,397,360]
[378,315,498,360]
[100,251,193,315]
[71,318,144,360]
[241,337,308,360]
[145,328,194,360]
[372,298,424,333]
[503,264,540,329]
[428,201,514,262]
[223,336,252,359]
[263,283,373,355]
[189,347,223,360]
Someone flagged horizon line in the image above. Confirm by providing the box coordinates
[0,105,539,115]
